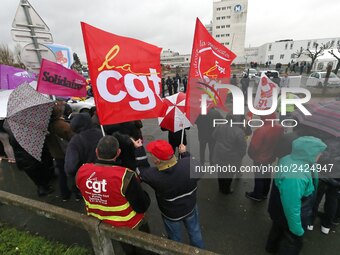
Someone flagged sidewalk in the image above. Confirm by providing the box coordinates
[0,118,340,254]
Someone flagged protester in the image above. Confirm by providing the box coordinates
[46,101,74,201]
[182,75,188,93]
[166,76,173,96]
[172,77,178,94]
[134,139,204,248]
[280,73,290,88]
[76,136,151,254]
[0,119,15,163]
[65,113,102,199]
[240,74,250,101]
[7,128,55,197]
[246,113,284,201]
[195,108,222,165]
[212,114,247,194]
[266,136,327,255]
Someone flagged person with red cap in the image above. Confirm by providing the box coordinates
[133,139,204,249]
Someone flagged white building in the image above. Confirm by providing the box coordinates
[243,37,340,68]
[160,49,191,68]
[212,0,248,61]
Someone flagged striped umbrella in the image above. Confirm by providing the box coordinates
[292,101,340,137]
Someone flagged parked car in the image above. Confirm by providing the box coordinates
[242,68,258,78]
[67,97,95,113]
[306,72,340,87]
[253,70,280,84]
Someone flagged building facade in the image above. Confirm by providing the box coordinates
[212,0,248,60]
[244,37,340,68]
[160,49,191,68]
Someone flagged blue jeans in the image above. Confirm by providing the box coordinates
[162,206,205,249]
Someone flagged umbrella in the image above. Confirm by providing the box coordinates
[0,81,37,119]
[292,100,340,137]
[6,83,55,161]
[158,92,192,133]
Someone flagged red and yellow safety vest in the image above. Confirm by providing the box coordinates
[76,163,144,229]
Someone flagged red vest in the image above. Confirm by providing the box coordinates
[76,163,144,228]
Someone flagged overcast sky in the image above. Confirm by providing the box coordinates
[1,0,340,61]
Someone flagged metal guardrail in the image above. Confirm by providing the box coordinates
[0,190,219,255]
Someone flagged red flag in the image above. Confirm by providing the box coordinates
[37,59,87,97]
[185,18,236,123]
[81,22,163,125]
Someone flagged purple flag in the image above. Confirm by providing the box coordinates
[0,64,36,90]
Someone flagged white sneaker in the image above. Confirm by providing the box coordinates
[307,225,314,231]
[321,226,330,234]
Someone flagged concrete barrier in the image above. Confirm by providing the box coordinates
[0,190,219,255]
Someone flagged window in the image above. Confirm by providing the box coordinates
[216,17,220,20]
[216,34,220,38]
[225,42,230,45]
[280,54,284,59]
[313,42,318,47]
[291,53,296,59]
[221,25,225,28]
[337,40,340,46]
[268,44,272,51]
[290,43,293,49]
[217,7,221,11]
[227,6,231,9]
[226,25,230,28]
[221,34,225,37]
[307,41,311,48]
[227,16,231,19]
[216,26,220,29]
[222,7,226,10]
[269,55,274,60]
[285,43,288,50]
[221,16,226,20]
[225,34,230,37]
[331,40,335,47]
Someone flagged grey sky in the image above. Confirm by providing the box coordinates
[1,0,340,61]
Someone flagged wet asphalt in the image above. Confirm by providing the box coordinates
[0,117,339,255]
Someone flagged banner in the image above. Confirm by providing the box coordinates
[253,74,279,109]
[81,22,163,125]
[185,18,236,123]
[0,64,36,90]
[37,59,87,97]
[47,44,73,68]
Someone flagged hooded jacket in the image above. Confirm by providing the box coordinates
[65,113,102,176]
[268,136,327,236]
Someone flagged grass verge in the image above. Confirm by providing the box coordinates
[0,224,91,255]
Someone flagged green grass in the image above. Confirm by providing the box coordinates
[0,224,92,255]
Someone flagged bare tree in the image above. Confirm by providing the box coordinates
[295,41,333,74]
[328,44,340,74]
[0,43,15,66]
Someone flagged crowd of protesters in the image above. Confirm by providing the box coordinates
[0,85,339,255]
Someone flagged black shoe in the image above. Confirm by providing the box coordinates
[332,218,340,226]
[37,185,54,197]
[74,192,82,201]
[220,189,234,195]
[245,192,263,202]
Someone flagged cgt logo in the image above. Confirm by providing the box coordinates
[86,172,107,194]
[96,45,161,111]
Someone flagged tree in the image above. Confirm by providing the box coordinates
[328,44,340,74]
[0,43,26,68]
[295,41,333,74]
[0,43,15,66]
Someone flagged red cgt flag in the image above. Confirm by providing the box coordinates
[81,22,163,125]
[185,18,236,123]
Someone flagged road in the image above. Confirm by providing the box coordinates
[0,117,339,255]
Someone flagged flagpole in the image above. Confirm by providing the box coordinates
[180,128,185,145]
[100,125,106,136]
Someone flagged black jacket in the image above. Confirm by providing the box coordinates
[138,148,199,220]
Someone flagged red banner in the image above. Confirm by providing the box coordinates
[185,18,236,123]
[81,22,163,125]
[37,59,87,97]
